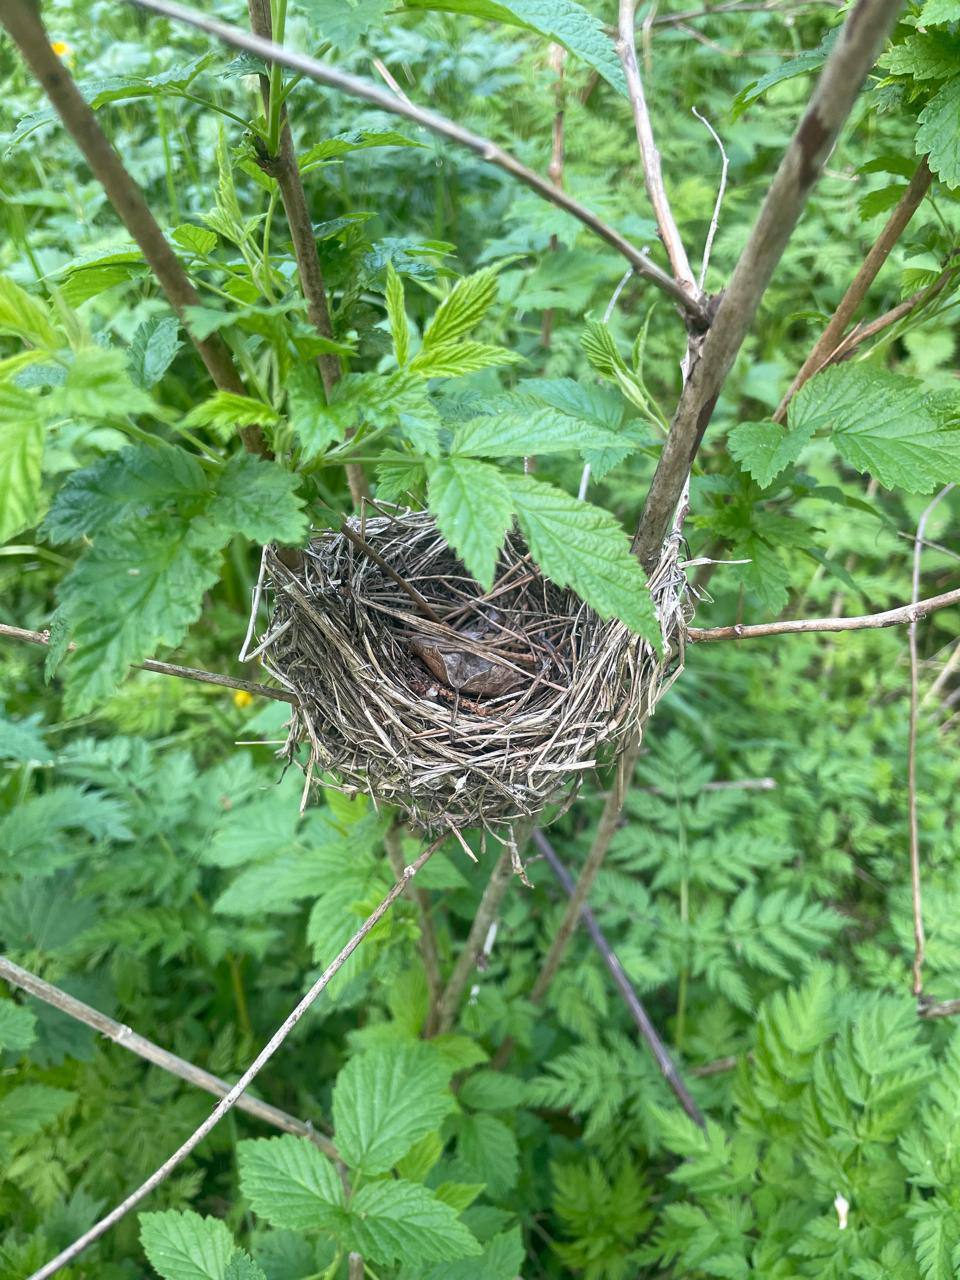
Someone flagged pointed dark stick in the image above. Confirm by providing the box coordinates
[118,0,709,326]
[0,0,266,457]
[25,836,444,1280]
[633,0,905,567]
[0,955,337,1159]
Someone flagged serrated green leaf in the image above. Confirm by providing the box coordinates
[184,391,279,440]
[208,455,306,545]
[286,366,343,461]
[0,1084,76,1139]
[452,407,623,458]
[292,0,390,50]
[385,262,410,367]
[60,260,145,308]
[410,342,522,377]
[916,78,960,187]
[0,275,59,347]
[238,1136,344,1231]
[728,419,816,487]
[423,268,499,348]
[299,129,423,171]
[426,458,514,590]
[376,455,427,503]
[921,0,960,24]
[129,316,183,389]
[404,0,626,95]
[51,348,160,420]
[508,475,660,647]
[140,1210,235,1280]
[790,365,960,492]
[333,1042,456,1176]
[344,1179,482,1264]
[455,1112,519,1197]
[581,319,628,379]
[0,385,44,541]
[172,224,219,256]
[458,1070,528,1111]
[223,1252,267,1280]
[0,1002,37,1053]
[425,1226,525,1280]
[731,33,835,117]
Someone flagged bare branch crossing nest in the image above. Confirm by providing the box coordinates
[247,508,688,836]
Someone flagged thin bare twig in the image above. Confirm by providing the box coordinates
[691,106,729,290]
[338,523,441,622]
[919,997,960,1019]
[119,0,709,326]
[0,623,298,705]
[617,0,699,301]
[773,157,933,422]
[0,956,337,1158]
[26,837,443,1280]
[533,831,705,1127]
[908,486,955,997]
[633,0,905,567]
[0,0,266,457]
[687,587,960,642]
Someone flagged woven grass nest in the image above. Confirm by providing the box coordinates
[248,507,689,838]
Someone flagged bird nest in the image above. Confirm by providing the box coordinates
[245,507,688,838]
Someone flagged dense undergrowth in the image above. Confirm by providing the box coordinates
[1,0,959,1276]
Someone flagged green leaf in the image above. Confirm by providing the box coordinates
[172,224,219,256]
[238,1136,344,1231]
[286,366,343,461]
[385,262,410,367]
[344,1180,482,1264]
[223,1253,267,1280]
[425,1226,525,1280]
[51,348,160,420]
[452,407,623,459]
[458,1070,528,1111]
[508,475,660,647]
[184,391,279,440]
[129,316,183,389]
[208,455,306,545]
[727,419,817,487]
[403,0,627,96]
[140,1210,235,1280]
[921,0,960,24]
[426,458,514,590]
[0,1002,37,1053]
[0,1084,76,1139]
[299,129,423,170]
[423,268,499,348]
[333,1042,456,1176]
[410,342,522,378]
[916,78,960,187]
[731,32,835,117]
[292,0,390,50]
[0,385,44,541]
[790,365,960,492]
[455,1112,519,1197]
[0,275,59,347]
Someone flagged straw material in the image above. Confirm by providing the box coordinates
[249,507,688,835]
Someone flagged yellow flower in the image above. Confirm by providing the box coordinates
[50,40,73,57]
[233,689,254,709]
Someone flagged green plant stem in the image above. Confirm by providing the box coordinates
[228,954,254,1041]
[266,0,287,156]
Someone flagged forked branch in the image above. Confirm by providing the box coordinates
[633,0,906,567]
[119,0,710,326]
[26,837,443,1280]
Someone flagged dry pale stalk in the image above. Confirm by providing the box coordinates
[687,587,960,641]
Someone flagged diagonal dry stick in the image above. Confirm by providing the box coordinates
[118,0,709,327]
[0,0,266,457]
[687,586,960,641]
[633,0,906,567]
[25,836,443,1280]
[0,955,337,1159]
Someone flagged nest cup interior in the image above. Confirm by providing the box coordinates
[251,508,683,835]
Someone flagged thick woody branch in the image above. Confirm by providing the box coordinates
[0,955,337,1159]
[773,157,932,421]
[26,837,443,1280]
[617,0,699,300]
[0,0,265,457]
[687,586,960,642]
[633,0,904,567]
[0,623,298,704]
[120,0,710,327]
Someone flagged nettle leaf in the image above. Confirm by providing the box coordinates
[344,1180,482,1264]
[916,78,960,187]
[508,475,660,648]
[790,365,960,492]
[184,391,279,441]
[50,347,160,420]
[404,0,627,96]
[333,1042,456,1176]
[140,1210,235,1280]
[426,458,514,590]
[0,1002,37,1053]
[172,224,218,256]
[0,275,59,347]
[410,342,522,378]
[208,455,306,545]
[286,366,343,461]
[292,0,390,51]
[385,262,410,367]
[129,316,183,389]
[0,384,45,541]
[727,419,817,487]
[452,408,623,459]
[422,268,499,348]
[223,1253,266,1280]
[426,1226,525,1280]
[238,1136,344,1232]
